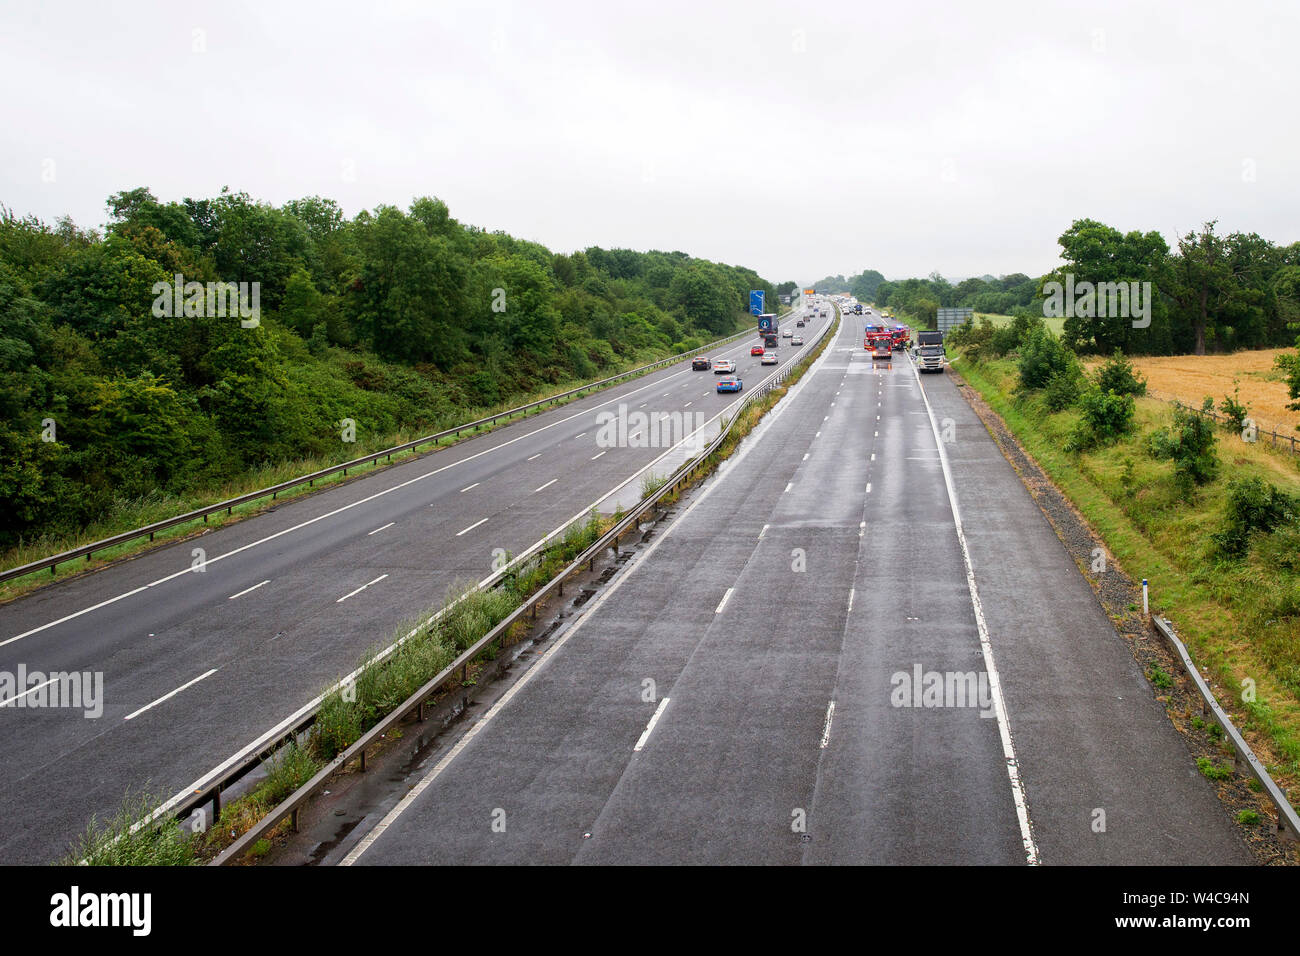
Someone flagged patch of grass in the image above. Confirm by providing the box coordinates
[61,791,197,866]
[1237,809,1261,825]
[1147,667,1174,690]
[1197,756,1234,781]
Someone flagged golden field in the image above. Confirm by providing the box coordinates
[1084,348,1300,437]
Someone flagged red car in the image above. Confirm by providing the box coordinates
[751,345,765,356]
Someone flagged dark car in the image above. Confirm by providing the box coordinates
[692,356,710,370]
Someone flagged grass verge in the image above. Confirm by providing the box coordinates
[953,353,1300,797]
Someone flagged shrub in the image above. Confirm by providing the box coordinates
[1214,475,1300,558]
[1043,365,1084,411]
[1017,326,1077,390]
[1067,387,1135,451]
[1219,381,1250,432]
[1148,397,1218,489]
[1095,349,1147,397]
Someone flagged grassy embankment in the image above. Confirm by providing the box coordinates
[953,353,1300,798]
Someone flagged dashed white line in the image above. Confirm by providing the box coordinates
[455,518,488,537]
[847,588,855,614]
[526,454,541,461]
[533,478,558,492]
[459,483,479,493]
[759,524,769,539]
[820,700,836,748]
[784,482,793,493]
[591,451,606,460]
[336,574,388,603]
[684,402,692,408]
[367,522,395,535]
[125,669,218,721]
[865,483,872,493]
[634,697,672,752]
[228,580,270,600]
[802,453,809,461]
[715,587,735,614]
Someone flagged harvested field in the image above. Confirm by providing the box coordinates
[1084,348,1300,436]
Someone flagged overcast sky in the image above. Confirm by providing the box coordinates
[2,0,1297,284]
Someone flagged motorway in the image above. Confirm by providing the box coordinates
[0,309,833,863]
[340,314,1251,865]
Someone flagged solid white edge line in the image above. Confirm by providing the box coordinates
[124,668,218,721]
[367,522,395,535]
[633,697,672,752]
[227,580,270,601]
[819,700,836,749]
[715,587,734,614]
[911,355,1040,865]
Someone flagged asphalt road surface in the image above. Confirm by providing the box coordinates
[342,317,1251,865]
[0,309,831,863]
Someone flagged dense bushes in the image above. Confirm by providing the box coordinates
[1067,387,1136,451]
[1095,350,1147,397]
[0,193,777,549]
[1148,397,1219,488]
[1214,476,1299,557]
[1017,325,1076,389]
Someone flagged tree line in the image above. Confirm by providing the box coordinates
[0,188,779,550]
[848,219,1300,358]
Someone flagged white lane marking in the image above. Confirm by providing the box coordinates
[820,700,836,749]
[784,482,793,493]
[824,416,829,421]
[576,432,586,439]
[367,522,395,535]
[459,483,479,493]
[871,453,876,461]
[875,430,879,437]
[228,580,270,600]
[455,518,488,537]
[124,669,218,721]
[343,316,824,863]
[683,402,692,408]
[526,454,541,461]
[591,451,606,460]
[633,697,672,752]
[715,587,735,614]
[759,524,769,539]
[802,453,809,461]
[638,402,647,408]
[865,483,872,493]
[846,588,855,614]
[815,431,821,438]
[1,675,62,707]
[336,574,388,603]
[533,478,558,493]
[912,357,1039,865]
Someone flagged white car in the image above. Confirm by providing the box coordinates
[712,359,736,374]
[782,329,793,337]
[792,336,804,345]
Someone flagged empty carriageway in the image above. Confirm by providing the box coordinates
[342,317,1028,865]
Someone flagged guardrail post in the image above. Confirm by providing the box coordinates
[359,747,367,772]
[290,808,300,832]
[212,788,221,822]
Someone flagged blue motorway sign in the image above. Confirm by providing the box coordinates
[749,290,764,315]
